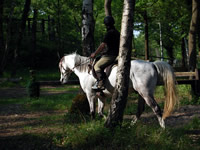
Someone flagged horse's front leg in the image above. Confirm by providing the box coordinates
[131,95,145,125]
[97,98,106,119]
[87,94,96,119]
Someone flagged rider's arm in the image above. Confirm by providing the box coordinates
[91,43,106,58]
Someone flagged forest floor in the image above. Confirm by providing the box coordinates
[0,86,200,143]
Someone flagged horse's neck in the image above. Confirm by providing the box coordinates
[73,55,90,79]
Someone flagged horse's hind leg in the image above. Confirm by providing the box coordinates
[143,95,165,128]
[131,95,145,125]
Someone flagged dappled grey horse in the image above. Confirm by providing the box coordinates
[59,53,178,128]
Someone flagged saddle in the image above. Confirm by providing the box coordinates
[88,56,118,80]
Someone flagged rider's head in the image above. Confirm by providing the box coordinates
[104,16,115,29]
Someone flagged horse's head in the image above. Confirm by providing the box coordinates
[59,56,73,84]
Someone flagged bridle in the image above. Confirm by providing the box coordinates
[60,57,92,75]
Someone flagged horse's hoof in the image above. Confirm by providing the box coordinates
[131,115,138,126]
[98,114,106,120]
[159,118,165,129]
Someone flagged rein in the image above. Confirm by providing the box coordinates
[72,58,91,70]
[61,57,92,74]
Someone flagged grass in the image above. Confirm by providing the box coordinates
[51,119,199,150]
[1,70,200,149]
[0,93,76,111]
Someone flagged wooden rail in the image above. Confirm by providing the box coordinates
[175,69,199,80]
[174,69,200,96]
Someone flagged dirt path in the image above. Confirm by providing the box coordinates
[0,87,200,138]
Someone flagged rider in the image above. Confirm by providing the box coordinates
[90,16,120,90]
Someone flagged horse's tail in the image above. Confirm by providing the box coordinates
[153,61,178,119]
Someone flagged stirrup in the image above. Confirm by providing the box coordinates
[92,81,99,90]
[97,80,105,90]
[98,84,105,90]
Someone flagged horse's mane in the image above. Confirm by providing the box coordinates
[65,53,90,73]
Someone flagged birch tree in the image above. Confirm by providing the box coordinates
[105,0,135,128]
[104,0,112,16]
[82,0,94,56]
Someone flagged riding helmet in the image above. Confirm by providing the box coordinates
[104,16,115,26]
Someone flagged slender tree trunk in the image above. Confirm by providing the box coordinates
[0,0,4,51]
[0,1,15,76]
[188,0,199,71]
[12,0,31,76]
[198,3,200,56]
[74,0,95,114]
[158,22,163,61]
[105,0,135,128]
[48,16,51,40]
[82,0,95,56]
[31,8,37,69]
[0,0,4,76]
[181,37,187,68]
[56,0,61,59]
[198,27,200,56]
[165,45,174,65]
[144,10,149,60]
[104,0,112,16]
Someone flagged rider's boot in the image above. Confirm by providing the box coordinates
[97,79,105,90]
[92,71,106,90]
[92,81,99,90]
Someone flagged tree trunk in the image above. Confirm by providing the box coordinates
[181,37,187,68]
[31,8,37,69]
[105,0,135,128]
[198,3,200,56]
[82,0,95,56]
[158,22,163,61]
[165,45,174,65]
[0,1,15,76]
[0,0,4,51]
[144,10,149,60]
[188,0,199,71]
[198,27,200,56]
[12,0,31,76]
[56,0,61,59]
[0,0,4,76]
[104,0,112,16]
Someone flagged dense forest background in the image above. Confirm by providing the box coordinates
[0,0,199,77]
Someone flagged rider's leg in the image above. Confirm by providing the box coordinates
[96,70,106,90]
[92,56,116,90]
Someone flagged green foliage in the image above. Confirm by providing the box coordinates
[1,0,195,73]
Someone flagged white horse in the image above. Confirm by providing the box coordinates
[59,53,178,128]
